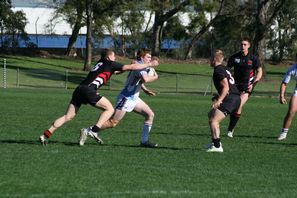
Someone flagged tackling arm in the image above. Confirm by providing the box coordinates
[122,60,159,71]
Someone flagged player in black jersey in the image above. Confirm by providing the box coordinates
[226,37,262,138]
[206,50,240,152]
[39,49,159,145]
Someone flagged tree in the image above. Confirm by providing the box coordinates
[183,0,225,59]
[252,0,285,69]
[150,0,191,56]
[0,0,27,50]
[267,0,297,62]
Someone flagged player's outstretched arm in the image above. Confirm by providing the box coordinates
[122,60,159,71]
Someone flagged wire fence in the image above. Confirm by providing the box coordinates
[0,58,289,97]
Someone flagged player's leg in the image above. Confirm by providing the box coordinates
[278,95,297,140]
[133,99,157,147]
[100,109,126,130]
[206,108,225,152]
[79,96,114,146]
[227,92,249,137]
[40,103,79,145]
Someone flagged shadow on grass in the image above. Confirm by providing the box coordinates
[253,141,297,147]
[0,139,195,150]
[233,134,277,139]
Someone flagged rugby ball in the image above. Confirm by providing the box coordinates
[147,67,156,76]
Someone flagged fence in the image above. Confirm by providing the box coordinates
[0,58,289,96]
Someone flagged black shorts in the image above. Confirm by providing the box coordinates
[70,85,102,107]
[237,84,252,95]
[218,94,241,115]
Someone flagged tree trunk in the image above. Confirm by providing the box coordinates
[253,0,285,75]
[184,25,208,60]
[152,11,163,57]
[83,0,93,71]
[65,5,83,57]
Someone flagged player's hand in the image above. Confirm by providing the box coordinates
[143,89,157,96]
[212,99,222,109]
[150,60,159,67]
[280,96,287,104]
[247,84,254,93]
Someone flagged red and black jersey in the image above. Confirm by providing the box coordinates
[80,59,124,89]
[227,51,260,91]
[213,65,239,95]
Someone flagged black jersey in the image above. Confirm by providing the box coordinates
[80,59,124,89]
[227,51,260,91]
[213,65,239,95]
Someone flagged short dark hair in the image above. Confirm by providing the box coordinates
[136,48,151,60]
[101,48,114,60]
[241,37,251,44]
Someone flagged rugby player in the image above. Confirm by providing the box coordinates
[79,48,159,147]
[206,50,241,152]
[277,61,297,140]
[226,37,262,138]
[39,48,159,145]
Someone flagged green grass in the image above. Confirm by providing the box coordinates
[1,88,297,197]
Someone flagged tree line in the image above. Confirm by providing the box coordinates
[1,0,296,71]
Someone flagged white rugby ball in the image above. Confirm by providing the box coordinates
[147,67,156,76]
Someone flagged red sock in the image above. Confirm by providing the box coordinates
[44,130,52,138]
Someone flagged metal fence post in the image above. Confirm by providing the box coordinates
[176,73,178,93]
[65,69,68,89]
[3,58,6,88]
[16,68,19,87]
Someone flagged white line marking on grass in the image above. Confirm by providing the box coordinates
[2,190,195,197]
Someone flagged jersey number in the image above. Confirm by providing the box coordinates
[91,62,103,71]
[226,70,235,84]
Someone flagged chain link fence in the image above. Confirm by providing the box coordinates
[0,58,289,96]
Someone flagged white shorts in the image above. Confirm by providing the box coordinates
[293,89,297,96]
[115,94,140,112]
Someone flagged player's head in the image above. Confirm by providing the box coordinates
[240,37,251,53]
[210,49,224,67]
[101,49,116,61]
[137,48,152,64]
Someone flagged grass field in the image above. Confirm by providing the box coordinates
[1,88,297,197]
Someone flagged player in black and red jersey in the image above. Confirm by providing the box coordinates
[206,50,241,152]
[226,37,262,138]
[39,48,159,145]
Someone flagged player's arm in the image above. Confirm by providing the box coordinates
[213,78,229,109]
[253,67,263,86]
[279,82,288,104]
[248,67,263,92]
[141,84,156,96]
[122,60,158,71]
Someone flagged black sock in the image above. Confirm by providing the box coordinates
[91,125,101,132]
[228,113,241,131]
[212,138,221,148]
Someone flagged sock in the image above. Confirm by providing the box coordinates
[44,130,52,139]
[141,123,152,143]
[212,138,221,148]
[281,128,288,133]
[228,113,241,132]
[91,125,100,132]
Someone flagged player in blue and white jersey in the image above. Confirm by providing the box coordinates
[278,62,297,140]
[80,49,159,147]
[39,49,159,145]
